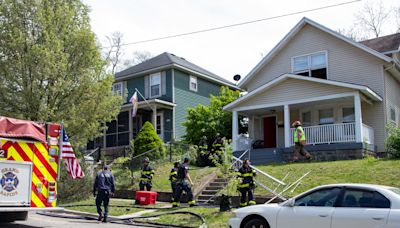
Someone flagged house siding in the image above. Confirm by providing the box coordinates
[174,69,221,139]
[361,102,385,151]
[125,69,173,103]
[245,24,386,98]
[384,71,400,126]
[240,78,353,108]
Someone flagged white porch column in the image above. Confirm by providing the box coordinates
[354,92,363,142]
[152,107,157,132]
[284,104,291,147]
[232,111,239,151]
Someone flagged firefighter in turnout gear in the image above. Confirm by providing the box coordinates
[172,158,196,207]
[292,121,312,161]
[237,159,256,207]
[169,161,180,202]
[139,157,155,191]
[93,165,116,223]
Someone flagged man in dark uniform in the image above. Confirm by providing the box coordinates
[172,158,196,207]
[139,157,154,191]
[237,159,256,207]
[93,165,115,223]
[169,161,180,202]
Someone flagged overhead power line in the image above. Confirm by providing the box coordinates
[105,0,361,48]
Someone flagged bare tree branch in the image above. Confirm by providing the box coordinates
[355,0,391,38]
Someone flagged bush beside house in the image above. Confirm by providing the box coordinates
[133,121,165,159]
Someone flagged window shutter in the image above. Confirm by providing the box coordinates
[144,75,149,98]
[161,71,166,95]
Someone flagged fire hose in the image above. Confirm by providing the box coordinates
[37,204,207,228]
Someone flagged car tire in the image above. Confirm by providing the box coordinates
[243,218,269,228]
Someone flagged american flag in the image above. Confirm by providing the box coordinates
[61,127,84,179]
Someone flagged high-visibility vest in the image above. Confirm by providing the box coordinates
[294,126,306,143]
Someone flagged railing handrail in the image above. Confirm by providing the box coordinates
[232,156,285,186]
[289,122,355,130]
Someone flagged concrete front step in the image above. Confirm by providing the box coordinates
[202,190,219,195]
[197,199,214,204]
[205,186,224,191]
[198,195,215,200]
[214,178,228,183]
[209,182,226,187]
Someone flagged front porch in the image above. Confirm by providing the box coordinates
[233,93,375,152]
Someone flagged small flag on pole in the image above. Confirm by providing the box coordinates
[61,127,85,179]
[130,91,139,117]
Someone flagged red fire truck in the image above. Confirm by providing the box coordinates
[0,116,64,222]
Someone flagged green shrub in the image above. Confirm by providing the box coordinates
[386,124,400,158]
[133,121,165,159]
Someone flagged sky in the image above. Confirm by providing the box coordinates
[83,0,399,82]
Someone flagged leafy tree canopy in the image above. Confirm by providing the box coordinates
[183,86,244,145]
[0,0,122,150]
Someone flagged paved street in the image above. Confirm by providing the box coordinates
[4,212,151,228]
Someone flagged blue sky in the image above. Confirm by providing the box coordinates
[83,0,399,82]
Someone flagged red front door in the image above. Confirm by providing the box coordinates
[263,116,277,148]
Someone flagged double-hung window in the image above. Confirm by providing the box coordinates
[292,52,327,79]
[319,108,334,125]
[190,76,198,92]
[112,82,123,96]
[389,107,397,125]
[150,72,161,97]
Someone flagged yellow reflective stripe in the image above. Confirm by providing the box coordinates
[248,200,256,205]
[170,171,177,175]
[238,183,250,188]
[240,202,247,206]
[242,173,254,177]
[142,171,154,174]
[139,178,151,181]
[188,200,196,205]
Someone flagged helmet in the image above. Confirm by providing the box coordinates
[292,120,301,127]
[143,157,150,163]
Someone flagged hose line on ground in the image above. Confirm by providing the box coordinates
[37,209,207,228]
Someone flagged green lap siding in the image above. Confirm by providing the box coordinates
[174,69,221,140]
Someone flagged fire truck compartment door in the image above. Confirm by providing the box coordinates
[0,160,32,206]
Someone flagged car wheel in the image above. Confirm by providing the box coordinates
[243,218,269,228]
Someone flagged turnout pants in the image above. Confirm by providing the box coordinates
[96,190,110,217]
[293,143,311,160]
[239,187,255,207]
[171,181,177,201]
[139,180,152,191]
[173,180,195,206]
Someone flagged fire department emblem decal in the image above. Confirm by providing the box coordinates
[1,171,19,192]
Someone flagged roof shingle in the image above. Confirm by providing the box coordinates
[359,33,400,56]
[115,52,235,86]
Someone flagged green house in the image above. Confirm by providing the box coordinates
[87,52,238,151]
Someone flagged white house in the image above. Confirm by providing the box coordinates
[224,17,400,162]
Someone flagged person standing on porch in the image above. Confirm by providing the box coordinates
[292,121,312,161]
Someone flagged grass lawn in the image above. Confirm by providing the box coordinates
[139,207,234,227]
[254,158,400,197]
[61,199,144,216]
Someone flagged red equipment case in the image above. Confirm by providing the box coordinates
[135,191,157,205]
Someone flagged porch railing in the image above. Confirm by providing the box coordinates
[290,122,356,146]
[362,123,374,145]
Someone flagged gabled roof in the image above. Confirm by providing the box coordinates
[115,52,239,89]
[224,74,382,111]
[359,33,400,57]
[238,17,393,88]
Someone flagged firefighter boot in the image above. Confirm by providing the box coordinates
[97,214,102,221]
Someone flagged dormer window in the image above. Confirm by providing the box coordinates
[292,51,327,79]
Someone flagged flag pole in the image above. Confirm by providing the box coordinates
[57,122,64,181]
[134,88,154,110]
